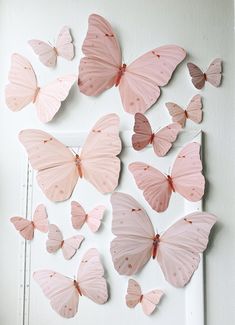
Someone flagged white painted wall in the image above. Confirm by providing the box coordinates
[0,0,234,324]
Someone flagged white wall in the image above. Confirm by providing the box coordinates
[0,0,234,324]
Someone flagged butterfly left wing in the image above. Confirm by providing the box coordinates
[132,113,152,151]
[28,40,57,67]
[10,217,34,240]
[55,26,74,60]
[62,235,84,260]
[205,58,222,87]
[165,102,186,127]
[186,94,203,124]
[157,212,216,287]
[141,289,164,315]
[71,201,87,229]
[187,62,205,89]
[87,206,106,232]
[119,45,186,114]
[126,279,142,309]
[77,248,108,304]
[35,74,76,123]
[153,123,181,157]
[32,204,48,233]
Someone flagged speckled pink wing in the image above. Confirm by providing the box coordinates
[128,162,172,212]
[119,46,186,114]
[171,142,205,202]
[77,248,108,304]
[33,270,80,318]
[10,217,35,240]
[152,123,181,157]
[28,40,57,67]
[132,113,152,151]
[157,212,216,287]
[110,192,154,275]
[5,53,37,111]
[32,204,49,232]
[205,58,222,87]
[55,26,74,61]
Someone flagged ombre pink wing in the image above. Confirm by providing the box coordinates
[186,94,203,124]
[205,58,222,87]
[110,192,154,275]
[141,290,164,316]
[78,14,121,95]
[32,204,48,233]
[71,201,87,230]
[119,46,186,114]
[187,63,205,89]
[5,53,37,111]
[165,102,186,127]
[132,113,152,151]
[87,206,105,232]
[28,40,57,67]
[126,279,142,308]
[33,270,79,318]
[129,162,172,212]
[35,75,76,123]
[153,123,181,157]
[55,26,74,60]
[19,129,78,202]
[80,113,121,194]
[157,212,216,287]
[10,217,34,240]
[171,142,205,202]
[46,224,64,254]
[77,248,108,304]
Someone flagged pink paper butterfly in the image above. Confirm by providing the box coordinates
[34,248,108,318]
[5,53,76,123]
[10,204,48,240]
[78,14,186,114]
[19,114,121,202]
[110,192,216,287]
[71,201,105,233]
[187,59,222,89]
[166,94,202,127]
[126,279,164,316]
[29,26,74,67]
[129,142,205,212]
[132,113,181,157]
[46,224,84,260]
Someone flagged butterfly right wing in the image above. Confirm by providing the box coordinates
[165,102,186,127]
[10,217,34,240]
[141,289,164,315]
[46,224,64,254]
[33,270,79,318]
[132,113,152,151]
[110,192,154,275]
[19,129,79,202]
[28,40,57,67]
[153,123,181,157]
[62,235,84,260]
[87,206,106,232]
[32,204,49,233]
[126,279,142,308]
[55,26,74,60]
[187,62,205,89]
[205,58,222,87]
[128,162,172,212]
[186,94,203,124]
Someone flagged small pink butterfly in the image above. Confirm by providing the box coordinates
[71,201,105,233]
[34,248,108,318]
[28,26,74,67]
[110,192,216,287]
[129,142,205,212]
[46,224,84,260]
[166,94,202,127]
[78,14,186,114]
[187,59,222,89]
[10,204,48,240]
[126,279,164,315]
[5,53,76,123]
[132,113,181,157]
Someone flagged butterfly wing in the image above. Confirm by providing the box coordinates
[119,45,186,114]
[171,142,205,201]
[80,113,121,194]
[71,201,87,230]
[132,113,152,151]
[205,58,222,87]
[32,204,48,233]
[35,74,76,123]
[186,94,203,124]
[33,270,79,318]
[5,53,37,111]
[157,212,216,287]
[187,63,205,89]
[126,279,142,308]
[78,14,121,95]
[87,206,106,232]
[55,26,74,60]
[62,235,84,260]
[77,248,108,304]
[110,192,154,275]
[28,40,57,67]
[46,224,64,254]
[141,290,164,315]
[10,217,34,240]
[165,102,186,127]
[129,162,172,212]
[19,129,79,202]
[153,123,181,157]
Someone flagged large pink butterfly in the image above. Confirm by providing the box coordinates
[10,204,48,240]
[5,53,76,123]
[126,279,164,316]
[46,224,84,260]
[129,142,205,212]
[33,248,108,318]
[166,94,202,127]
[78,14,186,114]
[19,114,121,202]
[187,59,222,89]
[71,201,105,233]
[132,113,181,157]
[110,192,216,287]
[29,26,74,67]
